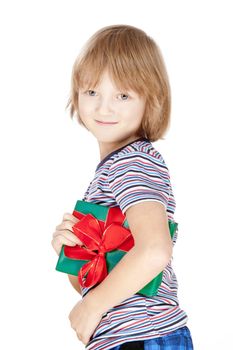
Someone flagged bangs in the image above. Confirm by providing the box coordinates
[73,27,151,97]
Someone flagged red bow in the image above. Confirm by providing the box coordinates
[64,206,134,288]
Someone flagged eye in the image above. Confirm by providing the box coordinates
[118,93,129,101]
[86,90,97,96]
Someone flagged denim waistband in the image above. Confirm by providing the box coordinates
[164,326,192,337]
[110,326,193,350]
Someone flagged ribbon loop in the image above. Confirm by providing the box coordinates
[64,206,133,288]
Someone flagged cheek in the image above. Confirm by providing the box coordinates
[79,105,89,116]
[78,97,93,116]
[123,103,145,122]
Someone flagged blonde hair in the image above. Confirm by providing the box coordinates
[66,24,171,142]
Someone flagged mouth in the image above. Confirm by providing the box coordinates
[95,120,118,125]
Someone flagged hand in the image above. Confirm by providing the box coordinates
[68,291,104,345]
[51,212,83,255]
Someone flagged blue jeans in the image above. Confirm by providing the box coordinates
[110,326,194,349]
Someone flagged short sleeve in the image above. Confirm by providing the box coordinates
[107,151,171,214]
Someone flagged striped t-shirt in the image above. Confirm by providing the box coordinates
[81,137,189,350]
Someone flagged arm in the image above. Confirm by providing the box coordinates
[84,201,173,314]
[68,274,82,295]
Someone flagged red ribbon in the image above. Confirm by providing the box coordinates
[64,206,134,288]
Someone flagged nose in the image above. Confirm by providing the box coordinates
[96,96,114,115]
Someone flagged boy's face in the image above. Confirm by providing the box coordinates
[78,69,146,154]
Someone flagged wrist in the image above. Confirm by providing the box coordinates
[82,289,106,317]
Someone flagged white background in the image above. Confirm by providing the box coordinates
[0,1,232,349]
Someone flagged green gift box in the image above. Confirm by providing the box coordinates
[55,200,178,297]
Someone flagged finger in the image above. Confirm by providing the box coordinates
[53,230,82,245]
[53,233,79,247]
[56,221,78,233]
[63,213,79,223]
[51,239,76,256]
